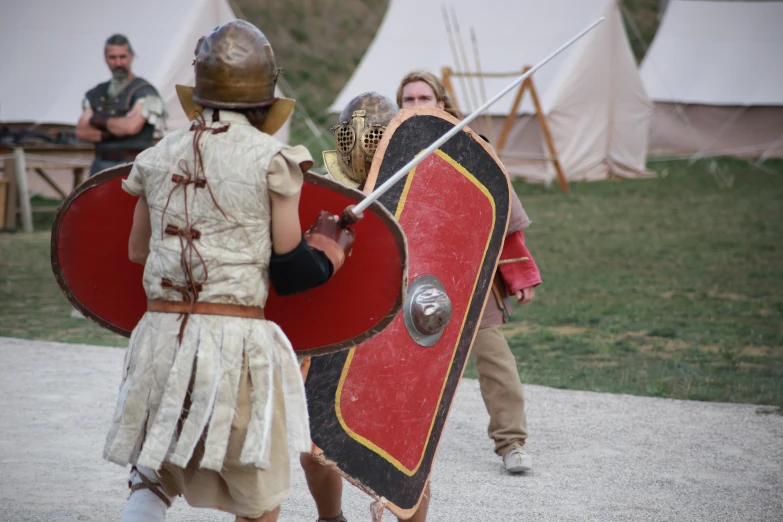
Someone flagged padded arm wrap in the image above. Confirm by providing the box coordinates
[304,233,345,272]
[498,230,541,294]
[269,237,334,296]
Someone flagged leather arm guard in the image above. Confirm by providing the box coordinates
[269,211,356,296]
[90,114,109,130]
[497,230,541,295]
[90,114,116,141]
[89,115,115,141]
[304,210,356,272]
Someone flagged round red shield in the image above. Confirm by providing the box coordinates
[51,164,407,356]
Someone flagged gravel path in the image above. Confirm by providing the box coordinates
[1,337,781,521]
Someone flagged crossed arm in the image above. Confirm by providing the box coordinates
[75,103,147,142]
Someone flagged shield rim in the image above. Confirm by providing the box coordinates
[50,163,137,337]
[310,106,513,519]
[364,106,514,196]
[50,164,409,355]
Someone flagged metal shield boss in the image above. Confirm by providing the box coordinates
[50,164,407,356]
[304,107,512,518]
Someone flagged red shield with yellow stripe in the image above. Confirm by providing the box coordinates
[304,107,511,518]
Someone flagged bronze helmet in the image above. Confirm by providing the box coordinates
[193,20,280,109]
[323,92,398,188]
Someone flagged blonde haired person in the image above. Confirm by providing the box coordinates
[396,70,462,120]
[398,70,542,474]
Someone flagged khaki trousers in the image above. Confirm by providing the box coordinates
[472,325,528,456]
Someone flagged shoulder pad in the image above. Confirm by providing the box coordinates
[130,78,160,103]
[86,81,110,100]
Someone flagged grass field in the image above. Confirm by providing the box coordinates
[1,158,781,407]
[463,158,783,408]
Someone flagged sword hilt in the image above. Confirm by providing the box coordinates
[337,204,364,229]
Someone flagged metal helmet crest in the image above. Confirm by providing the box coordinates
[193,20,280,109]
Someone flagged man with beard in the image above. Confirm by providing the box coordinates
[75,34,166,177]
[398,71,541,475]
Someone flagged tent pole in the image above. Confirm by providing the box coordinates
[526,73,569,193]
[470,26,496,143]
[449,6,483,130]
[480,64,569,193]
[495,66,530,154]
[442,6,473,114]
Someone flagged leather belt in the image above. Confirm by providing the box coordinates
[147,299,265,320]
[96,149,141,162]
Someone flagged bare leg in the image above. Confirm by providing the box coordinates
[236,505,281,522]
[398,482,430,522]
[300,452,345,520]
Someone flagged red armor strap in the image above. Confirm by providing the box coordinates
[304,210,356,274]
[498,230,541,295]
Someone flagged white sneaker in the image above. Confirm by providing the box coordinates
[503,447,533,473]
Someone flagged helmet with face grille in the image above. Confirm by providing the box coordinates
[324,92,398,188]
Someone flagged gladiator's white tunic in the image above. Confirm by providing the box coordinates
[104,109,311,474]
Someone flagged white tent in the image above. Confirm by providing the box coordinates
[0,0,289,142]
[640,0,783,159]
[329,0,652,183]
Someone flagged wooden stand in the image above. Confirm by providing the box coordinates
[0,144,93,232]
[441,66,570,193]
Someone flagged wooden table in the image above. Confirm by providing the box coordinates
[0,143,94,231]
